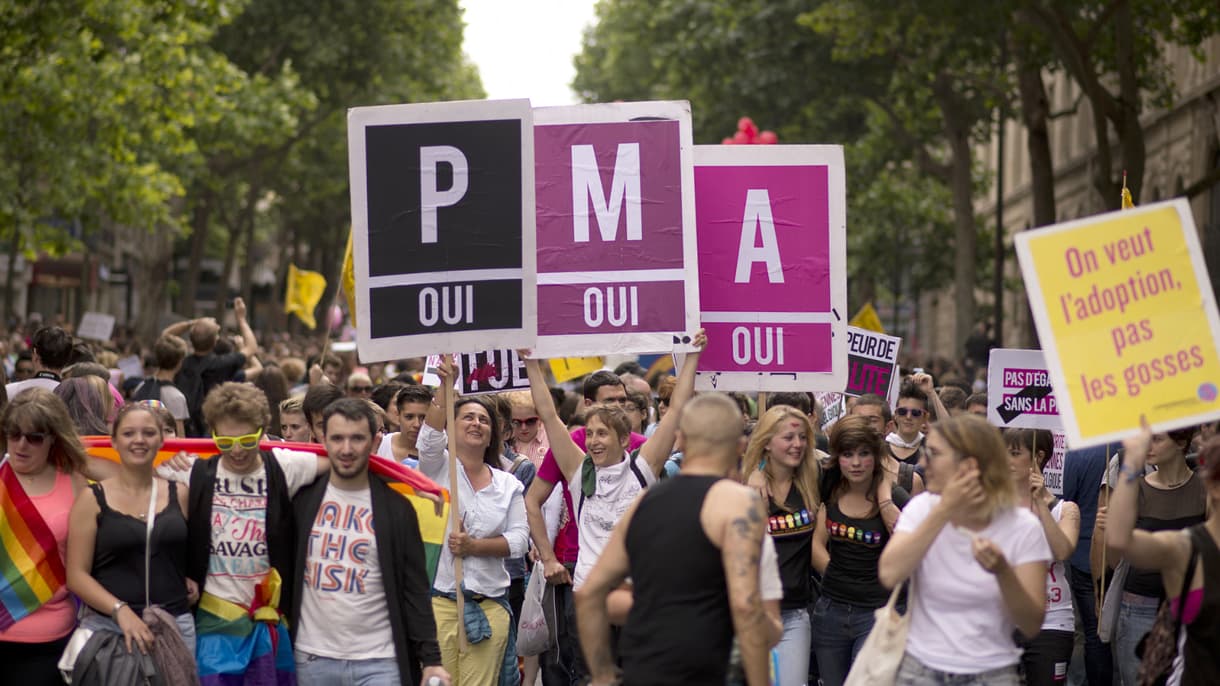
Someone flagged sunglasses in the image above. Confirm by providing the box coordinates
[6,430,48,445]
[895,408,926,418]
[511,417,540,428]
[212,429,263,451]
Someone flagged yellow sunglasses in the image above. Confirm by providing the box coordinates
[212,429,263,451]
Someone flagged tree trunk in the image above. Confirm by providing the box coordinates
[132,222,177,344]
[1114,0,1145,204]
[181,193,211,318]
[934,75,978,355]
[1015,43,1055,348]
[214,223,239,322]
[4,226,21,324]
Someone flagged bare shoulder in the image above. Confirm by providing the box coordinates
[703,480,765,547]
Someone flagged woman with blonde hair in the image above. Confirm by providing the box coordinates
[0,389,90,684]
[741,404,821,686]
[879,415,1050,685]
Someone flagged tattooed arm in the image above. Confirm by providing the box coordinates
[708,482,770,686]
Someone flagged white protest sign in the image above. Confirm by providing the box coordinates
[844,327,901,405]
[987,349,1063,430]
[78,312,116,342]
[348,99,537,362]
[692,145,847,391]
[454,350,529,396]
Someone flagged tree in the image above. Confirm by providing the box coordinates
[1020,0,1220,207]
[573,0,956,331]
[806,0,1012,351]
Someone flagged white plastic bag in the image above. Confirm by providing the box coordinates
[516,561,550,656]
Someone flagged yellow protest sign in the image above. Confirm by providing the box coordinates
[1015,199,1220,448]
[549,357,604,383]
[849,302,885,333]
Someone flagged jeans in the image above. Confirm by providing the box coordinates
[1113,594,1158,686]
[897,653,1021,685]
[541,575,587,686]
[294,652,400,686]
[1067,564,1112,686]
[810,596,877,686]
[776,608,811,686]
[174,612,196,662]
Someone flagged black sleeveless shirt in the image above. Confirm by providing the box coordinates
[90,481,189,614]
[1125,474,1206,597]
[620,475,731,686]
[821,499,890,608]
[769,486,814,610]
[1181,524,1220,686]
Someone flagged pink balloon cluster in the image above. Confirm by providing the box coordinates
[722,117,778,145]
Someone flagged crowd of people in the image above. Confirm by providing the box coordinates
[0,305,1215,686]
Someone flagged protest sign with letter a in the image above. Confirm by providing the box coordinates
[844,327,901,404]
[692,145,847,392]
[347,99,537,362]
[532,101,700,358]
[987,349,1063,431]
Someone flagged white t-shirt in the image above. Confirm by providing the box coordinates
[1043,500,1073,632]
[160,384,189,421]
[295,484,395,659]
[897,492,1051,674]
[760,535,782,602]
[572,451,657,589]
[375,433,397,459]
[158,448,318,607]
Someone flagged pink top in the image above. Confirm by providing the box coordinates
[1171,588,1204,626]
[537,428,647,564]
[0,469,77,643]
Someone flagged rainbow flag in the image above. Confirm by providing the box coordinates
[82,437,450,580]
[0,461,67,630]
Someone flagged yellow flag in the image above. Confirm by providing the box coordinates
[341,228,357,328]
[1121,171,1135,210]
[284,263,327,329]
[549,357,604,383]
[849,302,885,333]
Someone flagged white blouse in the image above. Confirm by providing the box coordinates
[417,424,529,597]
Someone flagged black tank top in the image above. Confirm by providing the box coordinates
[1124,474,1206,597]
[769,486,814,610]
[1182,524,1220,686]
[821,499,890,608]
[620,475,731,686]
[90,481,190,615]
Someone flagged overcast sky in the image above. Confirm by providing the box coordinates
[459,0,598,106]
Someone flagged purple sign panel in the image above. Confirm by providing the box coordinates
[532,102,700,358]
[693,146,848,392]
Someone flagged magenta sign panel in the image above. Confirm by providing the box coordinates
[532,102,700,357]
[693,146,848,392]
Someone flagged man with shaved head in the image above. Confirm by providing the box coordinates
[576,394,774,686]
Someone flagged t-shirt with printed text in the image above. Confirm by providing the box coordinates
[295,483,394,660]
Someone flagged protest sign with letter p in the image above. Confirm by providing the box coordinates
[348,99,537,362]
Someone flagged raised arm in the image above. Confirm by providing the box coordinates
[161,317,197,339]
[638,329,706,475]
[522,353,584,481]
[423,355,454,432]
[913,372,949,425]
[1106,420,1194,573]
[232,297,258,355]
[1035,494,1080,562]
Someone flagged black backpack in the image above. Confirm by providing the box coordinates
[131,377,177,404]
